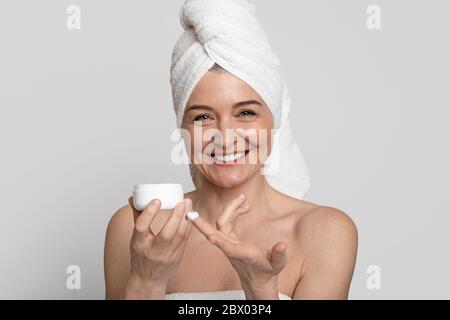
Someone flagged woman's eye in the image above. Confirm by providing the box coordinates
[238,110,256,118]
[193,114,211,122]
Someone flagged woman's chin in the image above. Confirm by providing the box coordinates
[213,178,246,189]
[204,165,257,188]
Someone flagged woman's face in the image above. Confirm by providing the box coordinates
[181,69,274,188]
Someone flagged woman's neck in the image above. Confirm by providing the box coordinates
[193,172,275,225]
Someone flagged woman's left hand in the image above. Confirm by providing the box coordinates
[187,194,288,300]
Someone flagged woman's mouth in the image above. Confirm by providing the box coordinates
[210,150,250,167]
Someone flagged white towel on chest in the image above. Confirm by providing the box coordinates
[170,0,311,199]
[165,289,292,300]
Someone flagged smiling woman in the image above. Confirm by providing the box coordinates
[181,68,274,186]
[104,0,358,300]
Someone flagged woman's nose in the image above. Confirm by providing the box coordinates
[211,117,239,149]
[213,119,253,154]
[217,115,233,132]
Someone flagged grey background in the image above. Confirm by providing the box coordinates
[0,0,449,299]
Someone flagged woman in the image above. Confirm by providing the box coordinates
[104,0,357,300]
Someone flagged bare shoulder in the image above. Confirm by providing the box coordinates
[104,203,135,255]
[104,204,135,255]
[104,204,134,299]
[107,204,134,232]
[294,205,358,274]
[297,205,357,234]
[290,205,358,299]
[295,205,358,246]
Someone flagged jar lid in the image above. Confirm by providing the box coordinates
[133,183,183,191]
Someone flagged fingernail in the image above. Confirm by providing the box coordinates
[239,193,245,199]
[187,211,199,221]
[185,198,192,207]
[179,202,185,210]
[152,199,161,207]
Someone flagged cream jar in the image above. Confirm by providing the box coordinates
[133,183,184,210]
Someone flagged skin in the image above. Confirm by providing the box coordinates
[104,69,358,300]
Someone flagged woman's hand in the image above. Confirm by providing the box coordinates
[125,197,193,299]
[187,194,288,300]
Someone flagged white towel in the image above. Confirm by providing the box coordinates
[165,289,292,300]
[170,0,311,200]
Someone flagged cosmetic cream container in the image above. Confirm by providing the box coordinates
[133,183,184,210]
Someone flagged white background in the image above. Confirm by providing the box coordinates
[0,0,449,299]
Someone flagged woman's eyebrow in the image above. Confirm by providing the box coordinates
[186,100,262,112]
[185,104,215,112]
[233,100,262,108]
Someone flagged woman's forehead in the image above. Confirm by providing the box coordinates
[187,70,265,109]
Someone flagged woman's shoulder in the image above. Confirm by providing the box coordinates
[292,202,358,255]
[107,204,134,234]
[295,204,357,235]
[275,188,356,235]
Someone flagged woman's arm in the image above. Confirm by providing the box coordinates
[104,205,169,300]
[104,199,193,300]
[292,207,358,299]
[104,205,134,299]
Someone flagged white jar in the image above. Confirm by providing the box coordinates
[133,184,184,210]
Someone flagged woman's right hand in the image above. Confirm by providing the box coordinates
[124,197,193,299]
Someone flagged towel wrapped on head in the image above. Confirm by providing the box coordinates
[170,0,311,200]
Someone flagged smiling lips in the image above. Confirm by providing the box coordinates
[209,150,250,167]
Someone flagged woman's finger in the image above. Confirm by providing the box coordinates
[128,196,141,224]
[132,198,161,238]
[208,232,241,258]
[268,241,288,273]
[231,203,251,221]
[187,212,238,242]
[171,199,193,250]
[216,193,248,234]
[172,219,192,254]
[186,212,217,238]
[208,233,259,262]
[156,200,187,244]
[187,213,251,260]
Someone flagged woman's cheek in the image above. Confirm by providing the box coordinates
[254,126,272,165]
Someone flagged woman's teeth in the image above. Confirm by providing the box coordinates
[213,151,246,162]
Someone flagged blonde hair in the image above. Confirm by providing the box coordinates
[209,63,226,72]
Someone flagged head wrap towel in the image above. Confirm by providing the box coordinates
[170,0,311,199]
